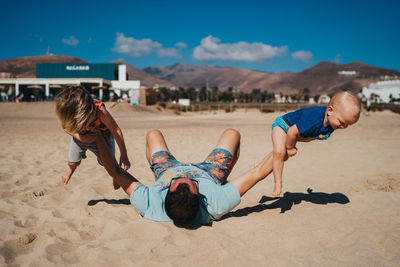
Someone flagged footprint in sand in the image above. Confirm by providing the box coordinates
[18,233,37,247]
[365,174,400,192]
[25,189,47,199]
[0,233,37,265]
[45,242,79,264]
[14,215,39,228]
[32,190,46,197]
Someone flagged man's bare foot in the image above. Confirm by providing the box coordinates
[61,169,73,184]
[113,179,121,190]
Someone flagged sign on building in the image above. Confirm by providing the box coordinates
[129,89,140,105]
[178,99,190,106]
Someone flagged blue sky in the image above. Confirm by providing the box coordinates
[1,0,399,73]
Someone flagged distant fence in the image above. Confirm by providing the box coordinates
[159,102,400,114]
[369,103,400,114]
[159,102,400,115]
[160,102,325,113]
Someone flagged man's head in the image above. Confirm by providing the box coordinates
[54,86,96,134]
[326,91,361,130]
[165,177,200,223]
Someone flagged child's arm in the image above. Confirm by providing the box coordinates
[96,133,140,196]
[286,125,300,157]
[98,105,131,171]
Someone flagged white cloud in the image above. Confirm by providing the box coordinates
[292,50,313,63]
[62,35,79,46]
[112,32,162,57]
[334,54,342,64]
[158,48,182,58]
[112,33,184,59]
[175,42,187,49]
[193,35,287,62]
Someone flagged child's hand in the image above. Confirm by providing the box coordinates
[119,154,131,171]
[61,169,73,185]
[286,147,297,157]
[272,183,282,197]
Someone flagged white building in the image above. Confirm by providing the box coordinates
[361,80,400,103]
[0,63,140,101]
[274,93,284,103]
[317,94,330,104]
[110,65,140,98]
[338,70,357,76]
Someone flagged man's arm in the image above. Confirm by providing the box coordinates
[230,152,273,196]
[96,133,141,196]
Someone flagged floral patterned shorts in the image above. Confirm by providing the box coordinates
[150,148,234,185]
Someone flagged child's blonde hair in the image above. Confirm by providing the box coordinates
[329,91,361,121]
[55,86,96,134]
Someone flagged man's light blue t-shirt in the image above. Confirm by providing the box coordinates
[130,164,241,224]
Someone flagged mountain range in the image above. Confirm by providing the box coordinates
[1,55,399,95]
[143,61,400,94]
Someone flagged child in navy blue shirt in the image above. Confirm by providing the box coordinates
[270,91,361,196]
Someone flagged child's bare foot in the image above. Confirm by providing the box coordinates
[61,169,73,185]
[272,184,282,197]
[113,179,120,190]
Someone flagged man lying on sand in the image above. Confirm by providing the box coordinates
[96,128,273,224]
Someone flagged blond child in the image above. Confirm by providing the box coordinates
[271,91,361,196]
[55,86,130,188]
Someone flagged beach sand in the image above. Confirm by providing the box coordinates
[0,102,399,266]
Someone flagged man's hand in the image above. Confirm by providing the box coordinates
[286,147,297,157]
[119,154,131,171]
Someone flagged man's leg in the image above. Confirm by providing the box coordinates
[96,133,141,196]
[213,128,241,177]
[146,129,182,182]
[230,152,273,196]
[146,129,170,164]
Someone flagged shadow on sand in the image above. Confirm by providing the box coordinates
[220,188,350,220]
[87,188,349,228]
[87,198,205,229]
[88,198,131,206]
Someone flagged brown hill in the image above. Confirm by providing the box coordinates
[0,55,87,77]
[144,62,291,91]
[111,60,175,88]
[273,61,400,94]
[144,62,400,94]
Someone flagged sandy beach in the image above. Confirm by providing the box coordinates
[0,102,399,266]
